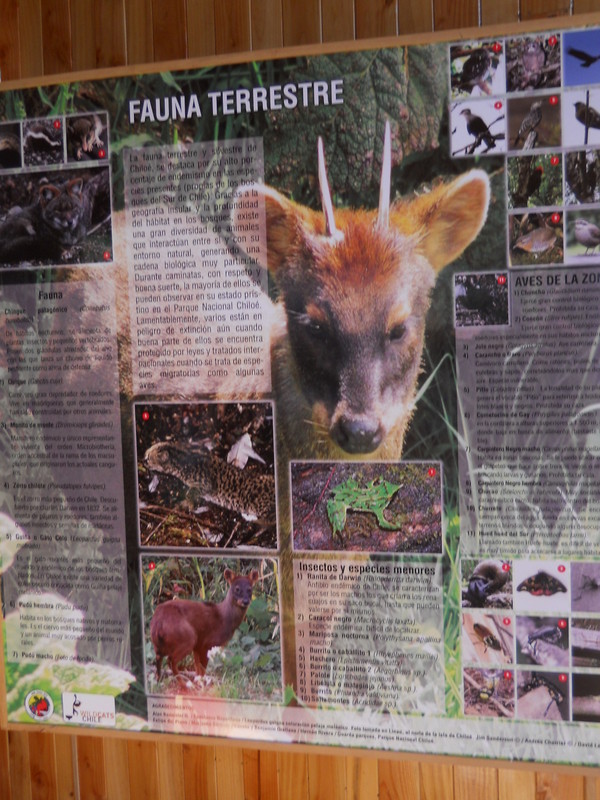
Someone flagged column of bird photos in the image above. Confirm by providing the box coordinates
[450,28,600,265]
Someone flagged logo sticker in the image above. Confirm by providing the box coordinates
[62,692,116,727]
[25,690,54,721]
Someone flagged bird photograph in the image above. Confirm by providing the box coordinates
[513,100,542,147]
[506,35,561,91]
[451,100,506,156]
[507,154,563,208]
[508,95,561,151]
[450,41,505,98]
[563,90,600,147]
[574,101,600,130]
[510,212,564,266]
[565,149,599,204]
[568,46,600,69]
[564,30,600,86]
[454,273,509,327]
[566,214,600,260]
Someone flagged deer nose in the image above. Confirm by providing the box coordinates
[333,416,382,454]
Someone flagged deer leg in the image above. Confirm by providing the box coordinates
[193,649,208,677]
[155,654,163,681]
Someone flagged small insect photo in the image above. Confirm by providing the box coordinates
[290,461,442,553]
[513,561,570,614]
[135,401,277,550]
[142,555,281,701]
[571,562,600,613]
[516,615,569,667]
[463,668,514,718]
[571,619,600,669]
[573,673,600,722]
[517,670,569,721]
[462,611,513,666]
[461,558,513,609]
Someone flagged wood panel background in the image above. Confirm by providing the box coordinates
[1,0,600,797]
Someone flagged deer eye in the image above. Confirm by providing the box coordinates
[388,322,406,342]
[302,316,328,341]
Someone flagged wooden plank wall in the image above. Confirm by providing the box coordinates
[1,0,600,797]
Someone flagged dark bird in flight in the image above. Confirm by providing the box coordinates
[574,218,600,254]
[460,108,496,151]
[568,46,600,68]
[574,101,600,130]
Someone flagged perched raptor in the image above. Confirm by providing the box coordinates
[514,100,542,147]
[574,101,600,131]
[460,108,496,151]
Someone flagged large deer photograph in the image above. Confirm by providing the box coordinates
[232,123,490,462]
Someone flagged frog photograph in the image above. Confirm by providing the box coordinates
[290,461,442,553]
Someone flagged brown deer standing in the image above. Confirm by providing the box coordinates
[232,122,490,460]
[150,568,259,682]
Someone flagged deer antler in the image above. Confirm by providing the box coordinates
[377,120,391,229]
[318,137,342,240]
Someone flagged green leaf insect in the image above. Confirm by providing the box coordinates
[326,476,404,539]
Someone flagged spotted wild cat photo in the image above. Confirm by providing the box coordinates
[135,401,277,550]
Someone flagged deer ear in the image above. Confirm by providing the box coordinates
[411,169,490,272]
[232,183,314,276]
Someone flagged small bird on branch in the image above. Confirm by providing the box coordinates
[574,218,600,254]
[459,108,499,153]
